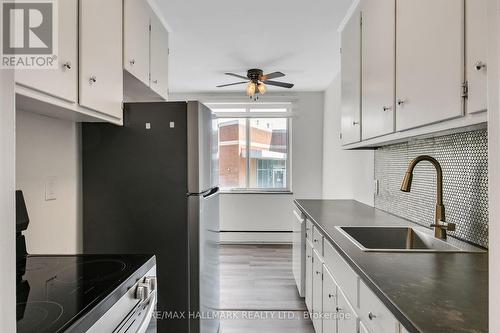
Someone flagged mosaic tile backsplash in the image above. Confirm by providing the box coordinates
[374,129,489,248]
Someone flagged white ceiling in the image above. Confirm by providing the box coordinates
[153,0,353,93]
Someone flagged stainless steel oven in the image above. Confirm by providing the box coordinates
[87,266,157,333]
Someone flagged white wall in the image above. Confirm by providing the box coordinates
[170,92,325,242]
[16,110,82,254]
[322,75,374,206]
[488,0,500,330]
[0,70,16,332]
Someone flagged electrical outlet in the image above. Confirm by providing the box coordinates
[45,177,57,201]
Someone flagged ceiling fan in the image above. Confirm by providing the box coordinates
[217,69,294,99]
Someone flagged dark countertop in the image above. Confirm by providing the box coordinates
[294,199,488,333]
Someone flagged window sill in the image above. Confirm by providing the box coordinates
[220,190,293,195]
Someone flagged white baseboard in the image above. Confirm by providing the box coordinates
[220,232,292,244]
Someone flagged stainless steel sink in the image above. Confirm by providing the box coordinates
[336,226,484,253]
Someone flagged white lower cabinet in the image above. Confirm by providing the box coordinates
[305,240,313,312]
[306,227,403,333]
[337,288,358,333]
[312,249,324,333]
[322,268,337,333]
[359,281,399,333]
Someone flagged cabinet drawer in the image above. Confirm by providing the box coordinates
[312,227,324,255]
[359,281,399,333]
[306,219,313,241]
[323,240,358,308]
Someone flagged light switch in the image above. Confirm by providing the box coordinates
[45,177,57,201]
[170,122,175,128]
[145,123,151,130]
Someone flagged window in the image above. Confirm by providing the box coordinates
[209,103,291,192]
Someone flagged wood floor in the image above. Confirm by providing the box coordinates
[219,244,314,333]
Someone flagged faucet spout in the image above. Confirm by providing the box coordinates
[400,155,453,240]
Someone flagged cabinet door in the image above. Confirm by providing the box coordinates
[16,0,78,103]
[361,0,396,139]
[312,250,323,333]
[337,288,358,333]
[322,267,337,333]
[341,8,362,145]
[305,240,313,312]
[466,0,488,113]
[124,0,151,86]
[150,14,169,99]
[396,0,464,131]
[79,0,123,119]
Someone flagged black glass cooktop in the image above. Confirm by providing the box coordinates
[17,254,155,333]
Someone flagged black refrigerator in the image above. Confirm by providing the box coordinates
[82,102,220,333]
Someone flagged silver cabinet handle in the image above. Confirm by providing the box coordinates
[475,61,486,71]
[353,121,360,126]
[336,307,342,312]
[328,293,335,299]
[130,59,136,65]
[316,271,321,275]
[89,75,97,85]
[152,79,158,84]
[368,312,377,320]
[63,62,72,70]
[383,106,392,112]
[397,98,406,106]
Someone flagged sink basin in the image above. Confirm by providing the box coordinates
[336,226,484,253]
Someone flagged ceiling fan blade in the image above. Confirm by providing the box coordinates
[263,80,294,89]
[262,71,285,80]
[225,72,249,80]
[217,81,248,88]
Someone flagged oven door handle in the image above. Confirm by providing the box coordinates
[136,290,157,333]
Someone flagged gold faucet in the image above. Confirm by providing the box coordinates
[400,155,456,240]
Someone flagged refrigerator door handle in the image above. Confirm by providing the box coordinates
[203,187,220,198]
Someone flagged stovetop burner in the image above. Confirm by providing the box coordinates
[17,301,63,332]
[54,259,127,284]
[16,255,153,333]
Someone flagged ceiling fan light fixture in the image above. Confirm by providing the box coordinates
[246,82,256,96]
[258,83,267,95]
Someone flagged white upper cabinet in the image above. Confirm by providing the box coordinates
[341,7,362,145]
[466,0,488,114]
[361,0,396,140]
[150,14,169,99]
[124,0,151,86]
[395,0,464,131]
[79,0,123,119]
[15,0,78,103]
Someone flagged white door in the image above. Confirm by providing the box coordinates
[466,0,488,114]
[396,0,464,131]
[322,267,337,333]
[341,8,362,145]
[150,14,169,99]
[124,0,151,86]
[16,0,78,103]
[361,0,396,139]
[312,250,323,333]
[337,288,358,333]
[79,0,123,119]
[305,240,313,312]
